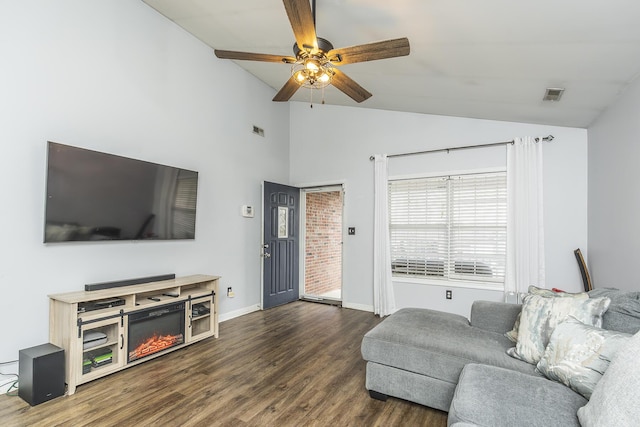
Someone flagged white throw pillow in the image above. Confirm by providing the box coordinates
[505,286,588,343]
[536,317,631,399]
[507,294,610,364]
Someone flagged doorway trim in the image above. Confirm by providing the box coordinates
[299,182,345,304]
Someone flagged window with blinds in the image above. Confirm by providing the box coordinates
[389,172,506,285]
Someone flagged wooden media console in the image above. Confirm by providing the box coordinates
[48,274,219,395]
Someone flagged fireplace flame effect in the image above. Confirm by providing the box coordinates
[129,333,184,361]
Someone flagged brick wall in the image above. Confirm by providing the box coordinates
[305,191,342,297]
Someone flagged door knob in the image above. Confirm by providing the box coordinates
[261,243,270,258]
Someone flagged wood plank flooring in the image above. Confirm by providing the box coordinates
[0,301,447,426]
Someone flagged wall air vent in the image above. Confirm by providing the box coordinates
[252,125,265,137]
[543,87,565,102]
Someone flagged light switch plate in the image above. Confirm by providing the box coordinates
[241,205,254,218]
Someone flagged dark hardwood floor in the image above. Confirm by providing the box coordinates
[1,301,447,426]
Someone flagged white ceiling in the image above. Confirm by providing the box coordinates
[142,0,640,128]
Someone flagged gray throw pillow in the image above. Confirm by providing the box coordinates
[536,317,631,399]
[588,288,640,334]
[577,330,640,426]
[507,294,610,365]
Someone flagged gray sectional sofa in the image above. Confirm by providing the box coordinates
[361,289,640,426]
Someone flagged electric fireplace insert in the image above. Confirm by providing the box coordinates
[127,302,185,363]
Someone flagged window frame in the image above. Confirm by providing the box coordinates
[388,167,507,291]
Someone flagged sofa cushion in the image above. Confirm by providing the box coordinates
[588,288,640,334]
[361,308,536,387]
[536,317,631,399]
[471,300,522,336]
[448,364,587,427]
[577,330,640,427]
[508,295,610,364]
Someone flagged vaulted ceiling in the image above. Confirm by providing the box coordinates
[143,0,640,128]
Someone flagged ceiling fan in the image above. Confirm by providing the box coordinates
[214,0,410,103]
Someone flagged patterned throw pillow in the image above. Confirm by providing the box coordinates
[536,317,631,399]
[505,286,589,343]
[507,294,610,364]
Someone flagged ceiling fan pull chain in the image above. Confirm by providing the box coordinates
[310,85,314,108]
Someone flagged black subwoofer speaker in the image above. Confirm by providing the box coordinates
[18,343,65,405]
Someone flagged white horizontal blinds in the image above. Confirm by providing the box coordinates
[448,173,506,282]
[388,172,506,284]
[389,177,448,276]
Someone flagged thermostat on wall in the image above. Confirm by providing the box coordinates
[241,205,254,218]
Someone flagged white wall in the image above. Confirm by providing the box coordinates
[0,1,289,364]
[588,76,640,291]
[289,102,588,317]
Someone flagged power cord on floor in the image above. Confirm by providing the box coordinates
[1,360,19,396]
[1,377,19,396]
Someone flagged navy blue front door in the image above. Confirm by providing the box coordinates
[262,181,299,309]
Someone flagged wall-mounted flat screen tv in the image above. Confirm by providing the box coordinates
[44,142,198,243]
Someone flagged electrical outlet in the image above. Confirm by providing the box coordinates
[227,287,235,298]
[446,290,452,300]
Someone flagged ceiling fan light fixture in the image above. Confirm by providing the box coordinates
[291,60,332,89]
[294,70,306,82]
[305,59,320,71]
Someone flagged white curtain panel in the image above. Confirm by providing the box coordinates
[506,137,546,298]
[373,154,396,316]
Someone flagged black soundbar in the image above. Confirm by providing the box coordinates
[85,274,176,292]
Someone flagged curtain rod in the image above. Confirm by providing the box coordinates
[368,135,554,161]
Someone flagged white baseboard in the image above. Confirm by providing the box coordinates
[219,304,261,323]
[219,301,374,322]
[341,302,373,312]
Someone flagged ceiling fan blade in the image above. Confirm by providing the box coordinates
[214,49,296,64]
[327,37,410,65]
[283,0,317,52]
[330,68,372,103]
[273,76,302,102]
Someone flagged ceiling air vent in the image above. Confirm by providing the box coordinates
[543,88,565,102]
